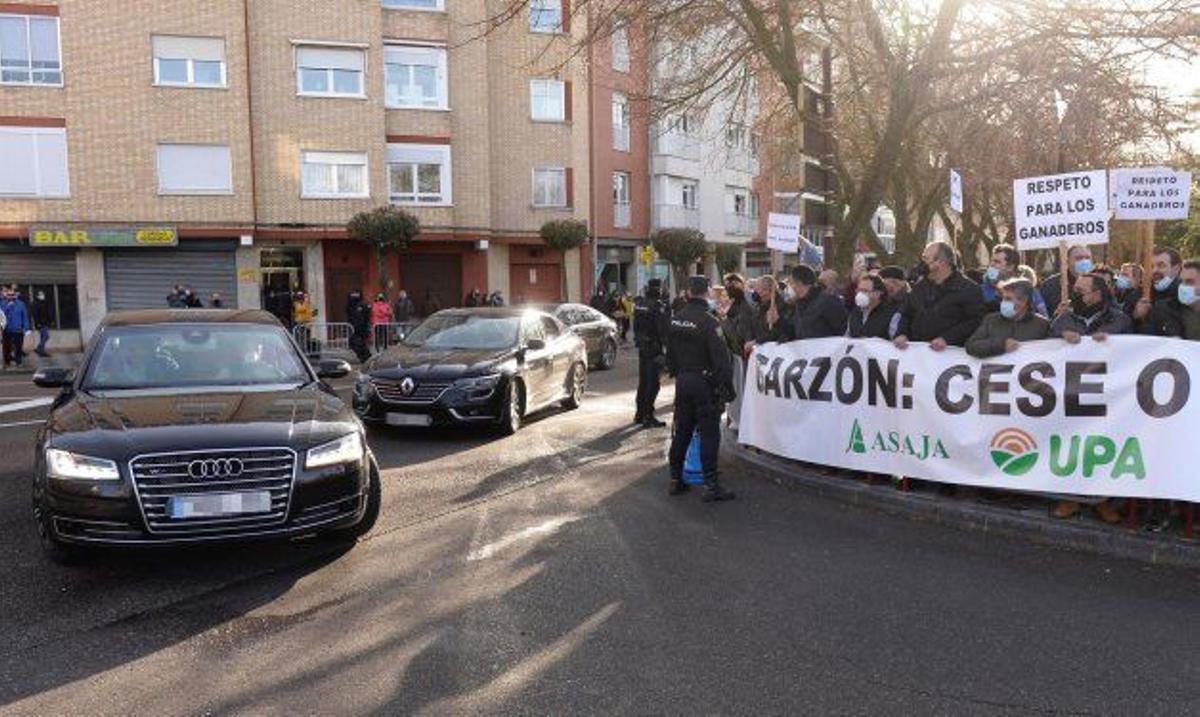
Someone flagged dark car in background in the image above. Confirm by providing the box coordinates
[353,308,588,435]
[531,303,619,370]
[30,310,380,563]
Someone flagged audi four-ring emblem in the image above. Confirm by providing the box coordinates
[188,458,245,479]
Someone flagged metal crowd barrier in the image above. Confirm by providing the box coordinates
[372,322,419,352]
[293,322,353,357]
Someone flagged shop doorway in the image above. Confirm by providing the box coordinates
[260,249,305,325]
[399,254,461,317]
[325,267,366,323]
[510,263,562,304]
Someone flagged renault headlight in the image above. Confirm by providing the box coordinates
[454,374,501,391]
[306,432,364,469]
[46,449,120,481]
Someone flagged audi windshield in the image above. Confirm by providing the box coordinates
[83,324,311,391]
[402,314,521,351]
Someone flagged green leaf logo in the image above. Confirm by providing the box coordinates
[989,429,1039,477]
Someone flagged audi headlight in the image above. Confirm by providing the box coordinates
[454,374,501,391]
[306,432,364,469]
[46,449,120,481]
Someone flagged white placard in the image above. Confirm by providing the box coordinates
[766,213,801,253]
[1110,167,1192,221]
[739,336,1200,502]
[1012,170,1109,250]
[949,169,963,214]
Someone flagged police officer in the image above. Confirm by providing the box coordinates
[667,276,736,502]
[633,278,670,428]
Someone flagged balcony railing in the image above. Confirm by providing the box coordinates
[653,132,701,161]
[724,213,758,237]
[652,204,700,230]
[614,124,630,152]
[614,202,631,228]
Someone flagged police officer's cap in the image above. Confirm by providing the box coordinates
[687,275,711,295]
[647,278,662,289]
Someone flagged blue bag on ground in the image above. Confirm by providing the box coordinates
[683,430,705,485]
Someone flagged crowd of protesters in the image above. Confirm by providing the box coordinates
[643,240,1199,529]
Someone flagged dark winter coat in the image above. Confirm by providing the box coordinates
[897,271,986,346]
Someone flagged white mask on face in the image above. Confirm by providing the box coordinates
[855,291,871,309]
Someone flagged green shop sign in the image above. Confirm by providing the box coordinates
[30,226,178,248]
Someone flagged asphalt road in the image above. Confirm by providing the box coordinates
[1,355,1200,715]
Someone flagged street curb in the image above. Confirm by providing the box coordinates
[725,429,1200,571]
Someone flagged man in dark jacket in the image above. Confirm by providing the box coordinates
[633,278,670,427]
[346,291,372,362]
[894,241,986,351]
[966,278,1051,359]
[464,287,484,307]
[1137,260,1200,340]
[31,290,53,357]
[720,273,757,431]
[1038,244,1094,313]
[847,274,899,339]
[785,265,848,340]
[753,275,792,344]
[1050,273,1132,342]
[394,289,415,322]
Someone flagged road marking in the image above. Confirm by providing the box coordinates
[0,397,53,415]
[0,419,41,430]
[467,515,580,561]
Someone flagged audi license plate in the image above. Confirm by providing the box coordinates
[386,413,432,427]
[167,492,271,519]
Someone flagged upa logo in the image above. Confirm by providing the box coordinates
[989,428,1039,477]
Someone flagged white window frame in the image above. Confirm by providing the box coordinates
[156,143,233,196]
[529,0,564,34]
[382,0,445,11]
[532,167,567,208]
[530,78,565,122]
[613,171,630,205]
[612,92,630,152]
[152,36,227,89]
[0,14,63,87]
[611,23,630,73]
[300,150,369,199]
[384,43,448,110]
[681,180,698,210]
[295,43,367,99]
[387,143,452,206]
[0,126,70,198]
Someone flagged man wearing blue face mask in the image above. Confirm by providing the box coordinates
[965,279,1051,359]
[1133,248,1184,325]
[981,244,1048,317]
[1139,260,1200,341]
[1038,244,1093,316]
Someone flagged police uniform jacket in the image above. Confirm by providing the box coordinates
[667,298,733,390]
[633,294,670,355]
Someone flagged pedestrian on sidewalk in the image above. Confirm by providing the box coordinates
[346,291,372,363]
[2,287,32,368]
[719,273,756,432]
[31,290,53,357]
[370,293,394,352]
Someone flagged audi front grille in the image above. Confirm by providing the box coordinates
[130,448,296,536]
[371,378,451,405]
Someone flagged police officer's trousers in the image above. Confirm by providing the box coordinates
[669,372,721,479]
[635,350,660,419]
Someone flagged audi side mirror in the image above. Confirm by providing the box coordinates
[526,339,546,352]
[33,367,72,389]
[316,359,352,380]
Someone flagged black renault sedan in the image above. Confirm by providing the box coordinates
[353,308,587,434]
[31,310,380,563]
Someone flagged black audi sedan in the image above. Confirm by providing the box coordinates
[353,308,587,434]
[31,310,380,563]
[534,303,620,370]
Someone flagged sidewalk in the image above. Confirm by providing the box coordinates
[725,428,1200,570]
[1,351,84,374]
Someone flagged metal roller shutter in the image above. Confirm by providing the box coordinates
[0,249,77,284]
[104,241,238,311]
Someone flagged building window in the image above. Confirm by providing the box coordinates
[382,0,444,10]
[529,0,563,33]
[296,45,366,98]
[725,123,748,150]
[681,181,698,210]
[384,44,447,109]
[530,79,565,121]
[152,36,226,88]
[612,92,630,151]
[613,171,631,228]
[157,144,233,195]
[0,126,69,197]
[0,14,62,85]
[388,143,451,205]
[611,23,629,73]
[533,168,567,207]
[728,187,757,216]
[301,151,368,198]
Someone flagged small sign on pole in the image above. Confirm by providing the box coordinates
[1012,170,1109,251]
[766,213,801,254]
[1110,167,1191,221]
[949,169,963,214]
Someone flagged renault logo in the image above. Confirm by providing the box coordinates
[399,377,416,395]
[188,458,245,479]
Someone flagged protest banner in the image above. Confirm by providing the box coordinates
[1110,167,1192,221]
[766,213,801,254]
[1012,170,1109,251]
[949,169,963,214]
[738,336,1200,502]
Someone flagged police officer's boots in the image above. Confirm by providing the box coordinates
[701,473,736,502]
[668,476,690,496]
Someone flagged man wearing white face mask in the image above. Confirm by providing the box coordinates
[1134,248,1185,323]
[1038,244,1093,316]
[846,275,898,339]
[1140,259,1200,341]
[965,279,1051,359]
[981,244,1048,317]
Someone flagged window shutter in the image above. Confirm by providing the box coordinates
[563,80,573,121]
[562,0,571,32]
[565,167,574,208]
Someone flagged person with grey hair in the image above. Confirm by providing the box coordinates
[894,241,986,351]
[966,278,1051,358]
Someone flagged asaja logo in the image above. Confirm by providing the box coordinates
[989,428,1039,476]
[845,419,950,461]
